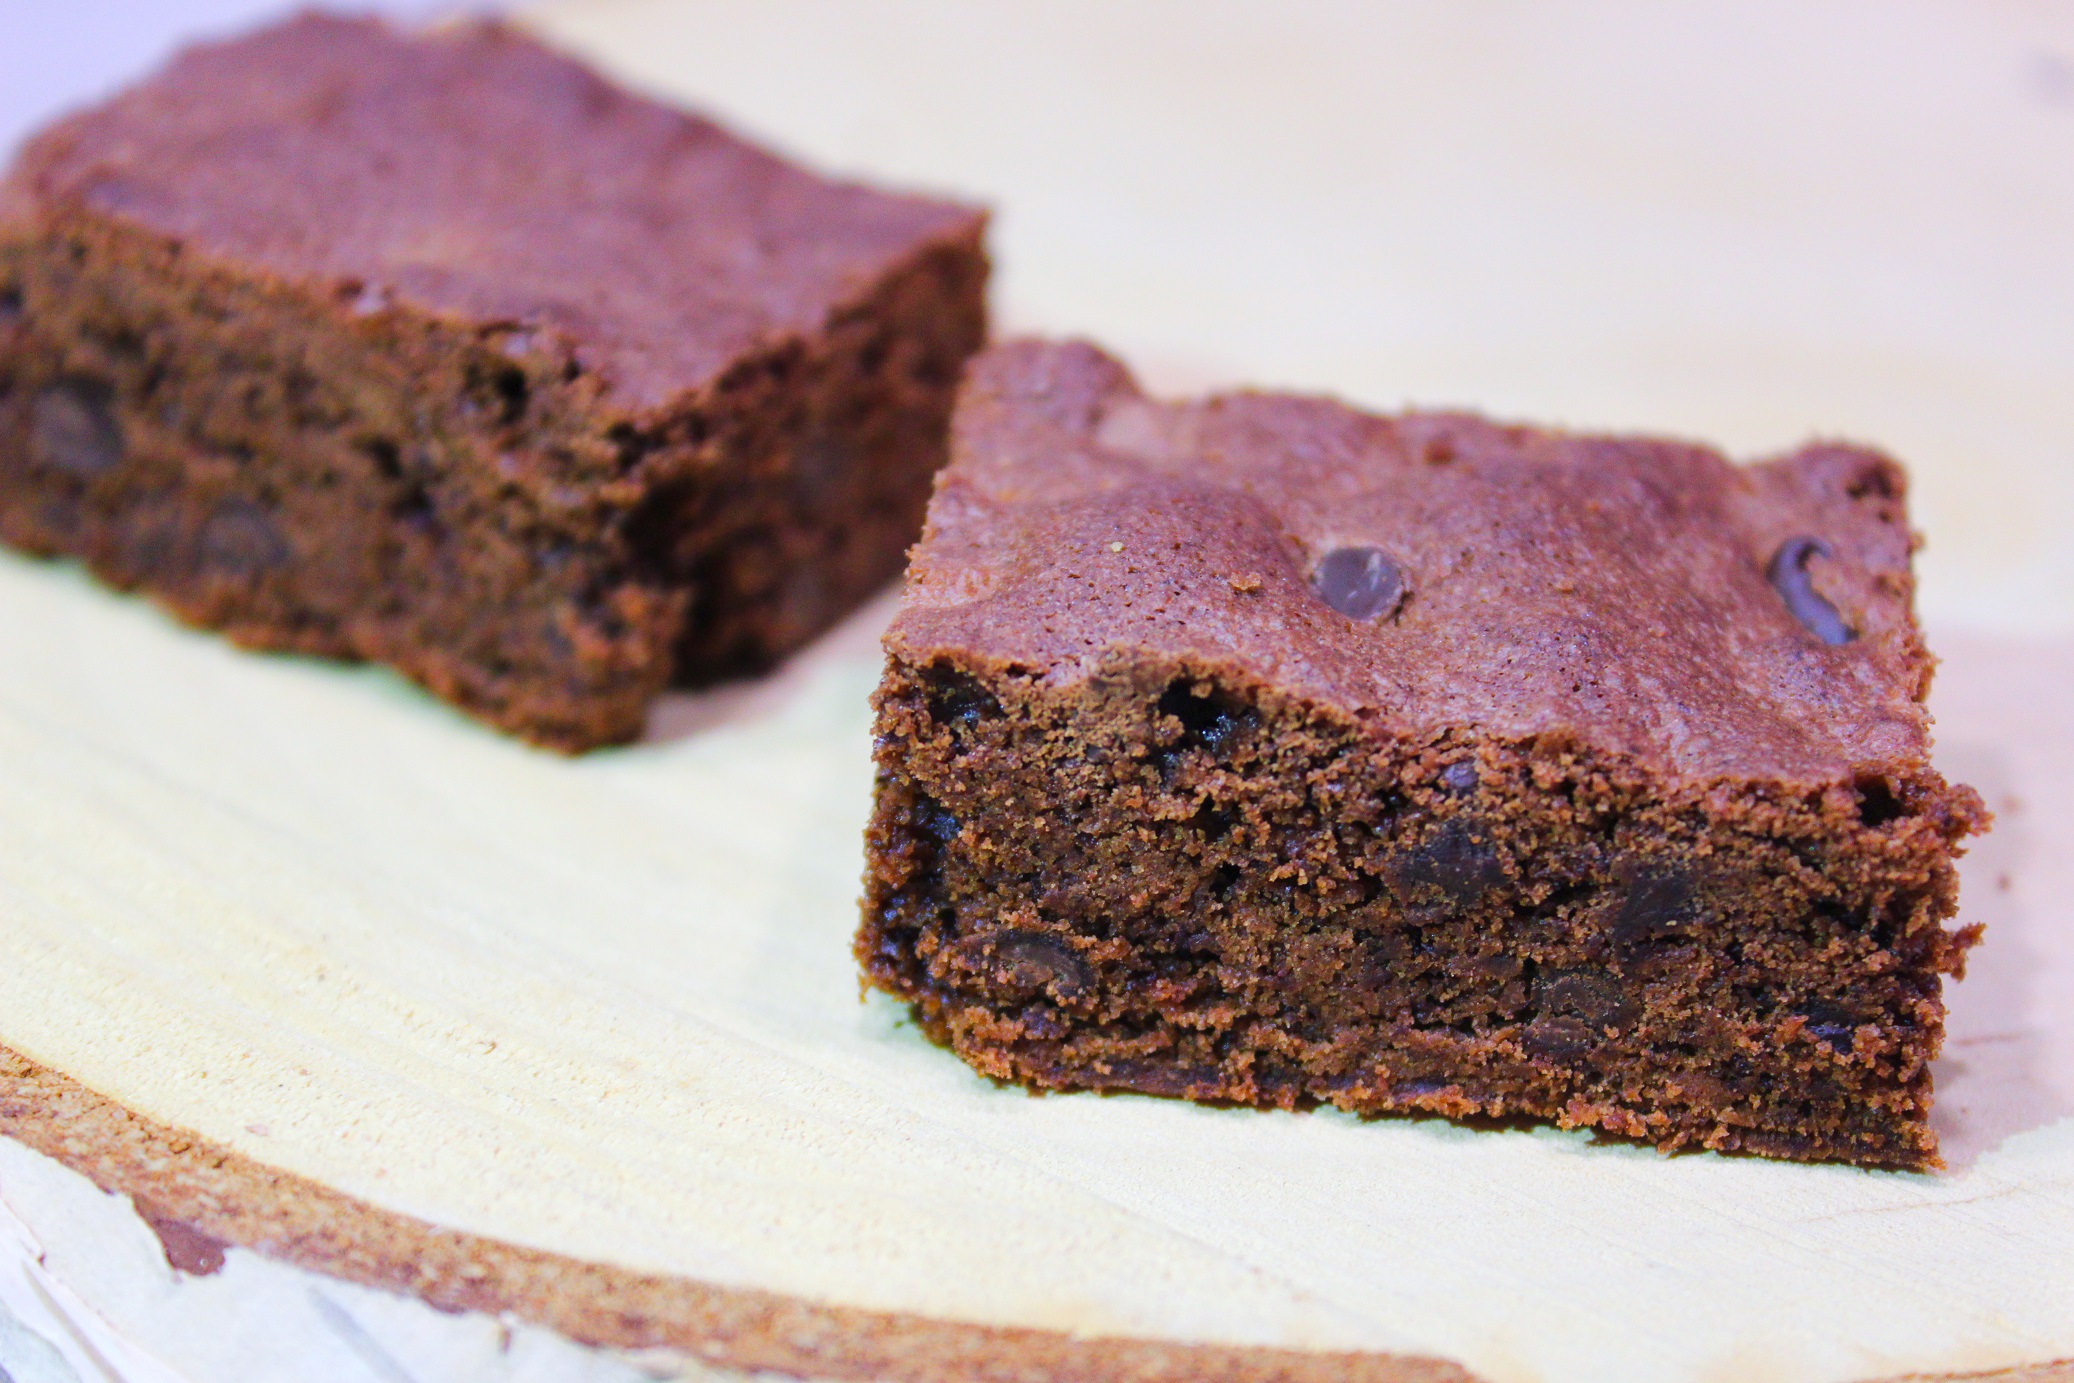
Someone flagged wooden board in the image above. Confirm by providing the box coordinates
[2,3,2072,1381]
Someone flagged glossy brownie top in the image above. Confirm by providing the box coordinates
[0,14,983,410]
[892,339,1941,785]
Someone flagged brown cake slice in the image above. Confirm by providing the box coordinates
[857,339,1988,1169]
[0,14,986,750]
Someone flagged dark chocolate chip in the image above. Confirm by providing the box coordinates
[1313,545,1407,621]
[909,793,960,846]
[1611,869,1702,960]
[1533,968,1633,1029]
[1466,952,1524,983]
[32,494,83,536]
[921,665,1001,730]
[1439,760,1479,794]
[1767,536,1855,645]
[1806,1021,1856,1053]
[1798,1000,1861,1053]
[199,499,290,575]
[1522,1015,1598,1060]
[1098,1059,1219,1099]
[1389,820,1505,908]
[1624,941,1698,982]
[0,286,22,325]
[990,930,1093,1003]
[31,378,125,479]
[1362,929,1409,967]
[1391,1076,1454,1099]
[1156,680,1256,756]
[790,429,853,500]
[134,1199,227,1277]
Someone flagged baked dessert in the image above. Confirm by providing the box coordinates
[857,339,1988,1169]
[0,14,986,750]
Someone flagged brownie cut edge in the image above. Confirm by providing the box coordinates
[0,14,987,750]
[856,338,1988,1169]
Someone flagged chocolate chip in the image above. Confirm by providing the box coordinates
[199,499,290,575]
[790,429,853,500]
[1462,952,1523,983]
[1807,1021,1856,1053]
[32,494,82,536]
[1611,869,1702,961]
[1798,1000,1861,1053]
[989,930,1093,1003]
[1313,546,1407,621]
[1522,1015,1598,1060]
[1097,1059,1218,1099]
[921,665,1001,729]
[1534,968,1633,1029]
[0,286,22,326]
[908,793,959,846]
[1389,820,1505,908]
[1440,760,1478,794]
[1391,1075,1454,1099]
[1362,929,1409,967]
[134,1199,227,1277]
[1767,536,1854,645]
[31,378,125,479]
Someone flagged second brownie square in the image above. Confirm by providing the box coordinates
[859,339,1986,1169]
[0,15,986,749]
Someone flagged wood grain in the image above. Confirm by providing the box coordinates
[0,1042,1470,1383]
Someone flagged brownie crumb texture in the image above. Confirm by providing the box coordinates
[858,339,1988,1170]
[0,14,987,749]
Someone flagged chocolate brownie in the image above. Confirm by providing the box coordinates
[0,14,986,750]
[857,339,1988,1169]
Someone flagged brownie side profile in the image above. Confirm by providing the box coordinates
[857,339,1988,1169]
[0,14,986,750]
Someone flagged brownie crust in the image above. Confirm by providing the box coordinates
[0,15,987,749]
[858,340,1987,1169]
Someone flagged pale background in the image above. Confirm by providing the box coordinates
[528,0,2074,636]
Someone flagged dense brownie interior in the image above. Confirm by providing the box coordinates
[858,340,1987,1169]
[0,16,986,749]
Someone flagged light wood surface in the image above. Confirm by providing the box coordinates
[2,3,2072,1381]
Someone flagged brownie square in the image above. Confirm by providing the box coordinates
[858,339,1988,1169]
[0,14,986,749]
